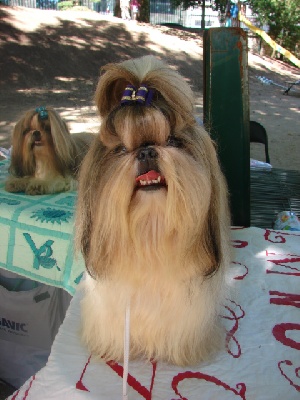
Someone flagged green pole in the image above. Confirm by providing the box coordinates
[203,27,250,226]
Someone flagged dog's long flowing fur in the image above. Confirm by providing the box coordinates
[5,107,94,195]
[76,56,231,366]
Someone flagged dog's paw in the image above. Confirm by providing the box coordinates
[5,178,28,193]
[25,177,77,195]
[49,177,77,193]
[25,182,47,195]
[65,177,78,191]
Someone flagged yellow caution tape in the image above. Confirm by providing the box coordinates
[239,13,300,68]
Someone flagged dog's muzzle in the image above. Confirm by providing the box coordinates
[135,145,166,191]
[32,130,42,146]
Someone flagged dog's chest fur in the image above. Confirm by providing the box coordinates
[81,262,223,366]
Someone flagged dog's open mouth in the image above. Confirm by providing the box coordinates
[31,131,43,147]
[135,170,166,191]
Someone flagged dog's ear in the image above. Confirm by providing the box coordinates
[204,177,230,277]
[9,111,37,177]
[193,130,231,277]
[9,119,25,176]
[95,64,137,118]
[46,109,78,173]
[75,138,104,271]
[207,162,230,277]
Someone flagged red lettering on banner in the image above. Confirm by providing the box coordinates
[222,300,245,358]
[232,262,248,280]
[278,360,300,392]
[266,256,300,276]
[171,371,246,400]
[107,359,157,400]
[273,323,300,350]
[11,389,20,400]
[266,250,298,257]
[231,240,248,248]
[76,356,157,398]
[12,375,36,400]
[23,375,36,400]
[264,229,300,243]
[76,355,91,391]
[264,229,287,243]
[270,291,300,308]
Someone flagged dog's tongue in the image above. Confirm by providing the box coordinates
[136,170,161,182]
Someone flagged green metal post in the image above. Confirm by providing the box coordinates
[203,27,250,226]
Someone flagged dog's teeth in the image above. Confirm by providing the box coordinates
[138,175,163,186]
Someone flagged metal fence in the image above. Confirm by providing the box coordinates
[2,0,114,13]
[3,0,58,9]
[149,1,221,28]
[148,1,262,30]
[2,0,259,30]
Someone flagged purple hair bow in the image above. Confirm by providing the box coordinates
[121,84,154,106]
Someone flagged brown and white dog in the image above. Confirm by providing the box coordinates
[76,56,231,366]
[5,107,94,195]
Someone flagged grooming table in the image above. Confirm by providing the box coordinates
[0,160,85,296]
[9,227,300,400]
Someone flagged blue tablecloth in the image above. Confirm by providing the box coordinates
[0,160,85,295]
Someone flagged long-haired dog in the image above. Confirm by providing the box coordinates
[76,56,231,366]
[5,107,94,195]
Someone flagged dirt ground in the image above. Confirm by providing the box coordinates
[0,5,299,170]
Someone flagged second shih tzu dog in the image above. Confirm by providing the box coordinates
[5,107,94,195]
[76,56,231,366]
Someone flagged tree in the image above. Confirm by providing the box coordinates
[169,0,228,29]
[247,0,300,57]
[139,0,150,22]
[170,0,227,11]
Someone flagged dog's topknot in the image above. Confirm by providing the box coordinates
[95,56,195,129]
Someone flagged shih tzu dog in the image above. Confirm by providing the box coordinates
[76,56,231,367]
[5,107,94,195]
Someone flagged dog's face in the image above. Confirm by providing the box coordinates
[22,113,54,162]
[76,56,230,284]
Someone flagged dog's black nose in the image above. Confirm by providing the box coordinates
[32,130,41,140]
[137,146,158,162]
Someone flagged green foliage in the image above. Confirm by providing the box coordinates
[167,0,299,58]
[247,0,300,56]
[170,0,227,12]
[211,0,227,12]
[58,0,100,10]
[57,1,74,10]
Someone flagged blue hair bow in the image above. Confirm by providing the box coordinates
[36,106,48,120]
[121,84,154,106]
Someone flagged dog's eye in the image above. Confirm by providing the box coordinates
[166,135,183,148]
[113,145,127,154]
[23,128,30,136]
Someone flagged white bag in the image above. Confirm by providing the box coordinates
[0,270,71,388]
